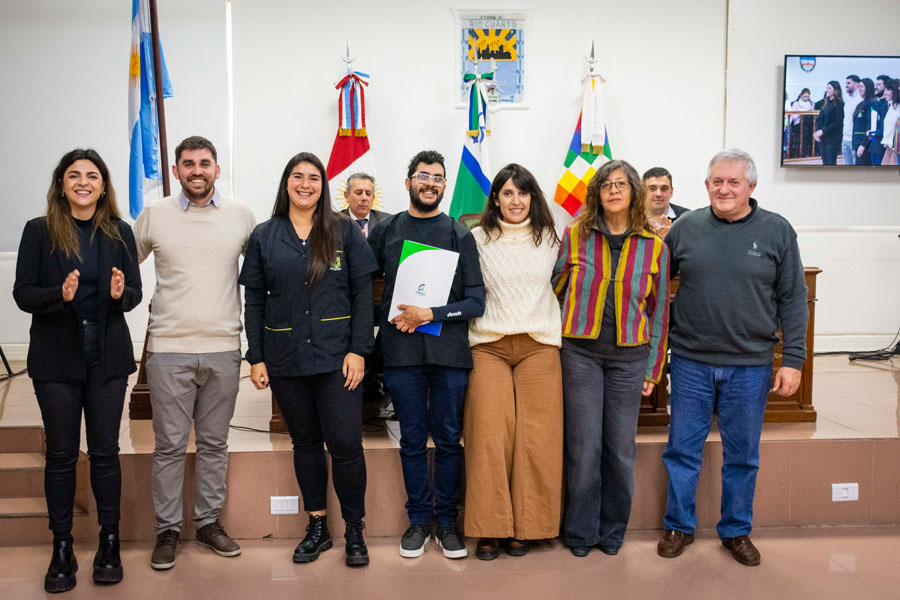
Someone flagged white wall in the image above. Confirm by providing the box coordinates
[726,0,900,350]
[231,0,726,222]
[0,0,228,356]
[0,0,897,358]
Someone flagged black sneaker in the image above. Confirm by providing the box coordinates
[399,524,430,558]
[435,526,468,559]
[150,529,180,570]
[344,521,369,566]
[293,514,332,563]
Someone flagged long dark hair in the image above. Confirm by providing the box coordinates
[824,81,843,109]
[46,148,124,260]
[573,160,651,235]
[272,152,338,288]
[478,163,558,246]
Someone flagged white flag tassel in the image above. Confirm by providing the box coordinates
[581,76,605,154]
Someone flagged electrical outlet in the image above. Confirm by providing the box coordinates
[831,483,859,502]
[270,496,299,514]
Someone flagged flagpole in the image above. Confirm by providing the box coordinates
[149,0,170,195]
[130,0,169,420]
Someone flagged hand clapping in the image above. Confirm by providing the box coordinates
[61,269,80,302]
[110,267,125,300]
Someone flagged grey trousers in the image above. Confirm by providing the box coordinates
[146,350,241,532]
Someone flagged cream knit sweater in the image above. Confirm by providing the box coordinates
[134,194,256,353]
[469,219,562,348]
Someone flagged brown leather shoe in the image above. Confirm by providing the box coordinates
[657,529,694,558]
[504,538,529,557]
[475,538,500,561]
[722,535,760,566]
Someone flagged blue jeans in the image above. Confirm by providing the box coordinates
[662,354,772,539]
[841,140,855,165]
[561,344,646,550]
[384,365,469,528]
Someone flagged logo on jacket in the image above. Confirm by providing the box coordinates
[329,256,342,271]
[799,56,816,73]
[415,283,426,297]
[747,241,762,257]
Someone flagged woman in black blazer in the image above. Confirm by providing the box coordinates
[813,81,845,165]
[239,152,377,567]
[13,149,141,593]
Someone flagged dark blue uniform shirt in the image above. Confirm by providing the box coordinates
[240,215,377,377]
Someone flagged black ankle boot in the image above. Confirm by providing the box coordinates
[292,514,332,563]
[344,521,369,566]
[93,532,123,583]
[45,540,78,593]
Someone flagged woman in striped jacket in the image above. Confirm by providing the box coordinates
[552,159,669,557]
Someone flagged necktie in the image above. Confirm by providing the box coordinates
[356,218,368,230]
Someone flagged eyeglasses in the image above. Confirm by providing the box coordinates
[599,180,630,192]
[414,172,446,186]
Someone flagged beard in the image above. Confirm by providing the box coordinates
[408,185,444,213]
[181,177,215,202]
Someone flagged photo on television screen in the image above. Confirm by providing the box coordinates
[781,55,900,167]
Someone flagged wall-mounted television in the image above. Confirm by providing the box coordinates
[781,55,900,167]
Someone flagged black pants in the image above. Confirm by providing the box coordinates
[33,321,127,540]
[821,142,839,165]
[270,370,366,522]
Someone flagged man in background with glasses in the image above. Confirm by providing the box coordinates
[367,150,485,561]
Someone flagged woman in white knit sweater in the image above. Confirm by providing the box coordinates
[463,163,564,561]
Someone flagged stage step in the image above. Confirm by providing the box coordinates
[0,496,93,546]
[0,426,44,453]
[0,496,55,518]
[0,452,44,498]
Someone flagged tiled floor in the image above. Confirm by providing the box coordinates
[1,355,898,452]
[2,527,899,599]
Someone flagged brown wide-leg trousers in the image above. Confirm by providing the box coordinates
[463,334,564,539]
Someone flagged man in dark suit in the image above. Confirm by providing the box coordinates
[340,172,389,237]
[642,167,688,239]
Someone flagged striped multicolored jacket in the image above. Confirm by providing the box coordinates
[552,222,670,383]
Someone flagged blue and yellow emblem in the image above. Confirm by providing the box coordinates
[467,29,517,62]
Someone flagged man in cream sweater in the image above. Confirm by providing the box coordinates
[134,136,256,570]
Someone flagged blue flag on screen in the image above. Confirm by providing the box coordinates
[129,0,173,219]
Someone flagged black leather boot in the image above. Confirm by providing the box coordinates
[93,532,123,583]
[344,521,369,566]
[292,514,332,563]
[45,540,78,593]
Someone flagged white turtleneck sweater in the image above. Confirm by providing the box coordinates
[469,219,562,348]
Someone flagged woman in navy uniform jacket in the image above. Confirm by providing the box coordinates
[13,149,141,592]
[239,152,377,567]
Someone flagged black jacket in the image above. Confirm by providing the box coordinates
[852,98,876,154]
[341,207,389,227]
[13,217,142,382]
[670,203,690,220]
[815,99,844,146]
[239,214,377,376]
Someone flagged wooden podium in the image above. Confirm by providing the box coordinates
[639,267,821,426]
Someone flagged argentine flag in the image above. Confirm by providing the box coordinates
[129,0,173,219]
